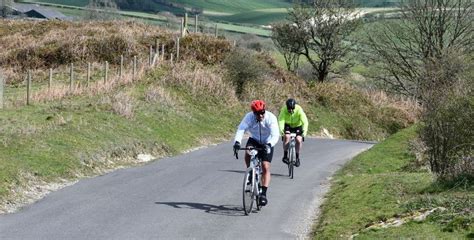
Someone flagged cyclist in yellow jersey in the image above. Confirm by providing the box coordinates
[278,98,308,167]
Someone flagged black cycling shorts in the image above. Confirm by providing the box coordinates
[245,138,274,163]
[284,124,303,136]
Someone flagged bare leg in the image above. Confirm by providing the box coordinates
[296,135,303,156]
[262,161,271,187]
[283,133,290,152]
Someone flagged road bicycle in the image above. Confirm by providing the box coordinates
[286,133,297,179]
[234,146,263,215]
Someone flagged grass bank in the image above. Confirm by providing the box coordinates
[313,126,473,239]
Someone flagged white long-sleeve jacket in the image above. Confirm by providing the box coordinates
[233,111,280,147]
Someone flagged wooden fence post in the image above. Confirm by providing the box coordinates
[104,61,108,83]
[195,14,198,33]
[87,63,91,87]
[133,56,137,79]
[149,45,153,66]
[180,18,184,37]
[120,55,124,79]
[69,63,74,91]
[0,69,4,109]
[215,24,218,37]
[185,13,188,30]
[176,37,180,61]
[48,68,52,90]
[161,44,165,61]
[26,70,31,105]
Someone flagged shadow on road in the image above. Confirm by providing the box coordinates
[155,202,244,216]
[220,169,288,177]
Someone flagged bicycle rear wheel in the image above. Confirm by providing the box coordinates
[242,169,255,215]
[256,181,262,210]
[288,146,294,179]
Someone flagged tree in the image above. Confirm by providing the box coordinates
[0,0,13,18]
[366,0,473,99]
[366,0,473,180]
[85,0,119,20]
[272,0,360,82]
[271,23,302,72]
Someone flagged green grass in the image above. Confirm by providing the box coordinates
[28,0,89,7]
[210,8,288,25]
[173,0,290,13]
[313,126,473,239]
[30,0,291,13]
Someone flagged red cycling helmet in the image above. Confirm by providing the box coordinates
[250,100,266,112]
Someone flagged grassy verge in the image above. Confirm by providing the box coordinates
[312,126,473,239]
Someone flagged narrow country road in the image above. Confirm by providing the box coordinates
[0,138,373,239]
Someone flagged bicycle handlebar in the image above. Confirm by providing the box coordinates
[234,147,264,159]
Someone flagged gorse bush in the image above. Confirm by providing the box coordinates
[179,35,232,65]
[224,48,268,99]
[0,21,157,79]
[0,20,233,79]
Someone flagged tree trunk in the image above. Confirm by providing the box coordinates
[317,70,327,83]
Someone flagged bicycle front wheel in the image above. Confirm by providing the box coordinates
[242,169,255,215]
[288,146,294,179]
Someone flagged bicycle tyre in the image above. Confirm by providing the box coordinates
[242,169,255,215]
[288,144,294,179]
[256,181,262,210]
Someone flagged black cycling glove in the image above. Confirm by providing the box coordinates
[233,141,241,151]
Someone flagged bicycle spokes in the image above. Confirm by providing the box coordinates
[242,170,254,215]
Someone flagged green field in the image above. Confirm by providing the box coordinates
[172,0,290,13]
[210,8,288,25]
[22,0,401,26]
[24,0,291,13]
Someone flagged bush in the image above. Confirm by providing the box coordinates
[111,92,134,119]
[419,53,473,181]
[224,49,268,99]
[179,35,232,65]
[420,95,474,181]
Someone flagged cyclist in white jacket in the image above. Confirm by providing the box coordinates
[233,100,279,206]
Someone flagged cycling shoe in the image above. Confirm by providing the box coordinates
[295,158,300,167]
[259,194,268,206]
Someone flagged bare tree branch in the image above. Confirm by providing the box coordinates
[366,0,473,99]
[271,0,360,82]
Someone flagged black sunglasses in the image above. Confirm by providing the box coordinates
[254,110,265,115]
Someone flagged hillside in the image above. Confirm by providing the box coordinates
[23,0,402,12]
[0,19,416,213]
[20,0,401,26]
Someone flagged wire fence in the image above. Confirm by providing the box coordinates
[0,15,228,109]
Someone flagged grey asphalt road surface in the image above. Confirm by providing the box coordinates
[0,138,373,239]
